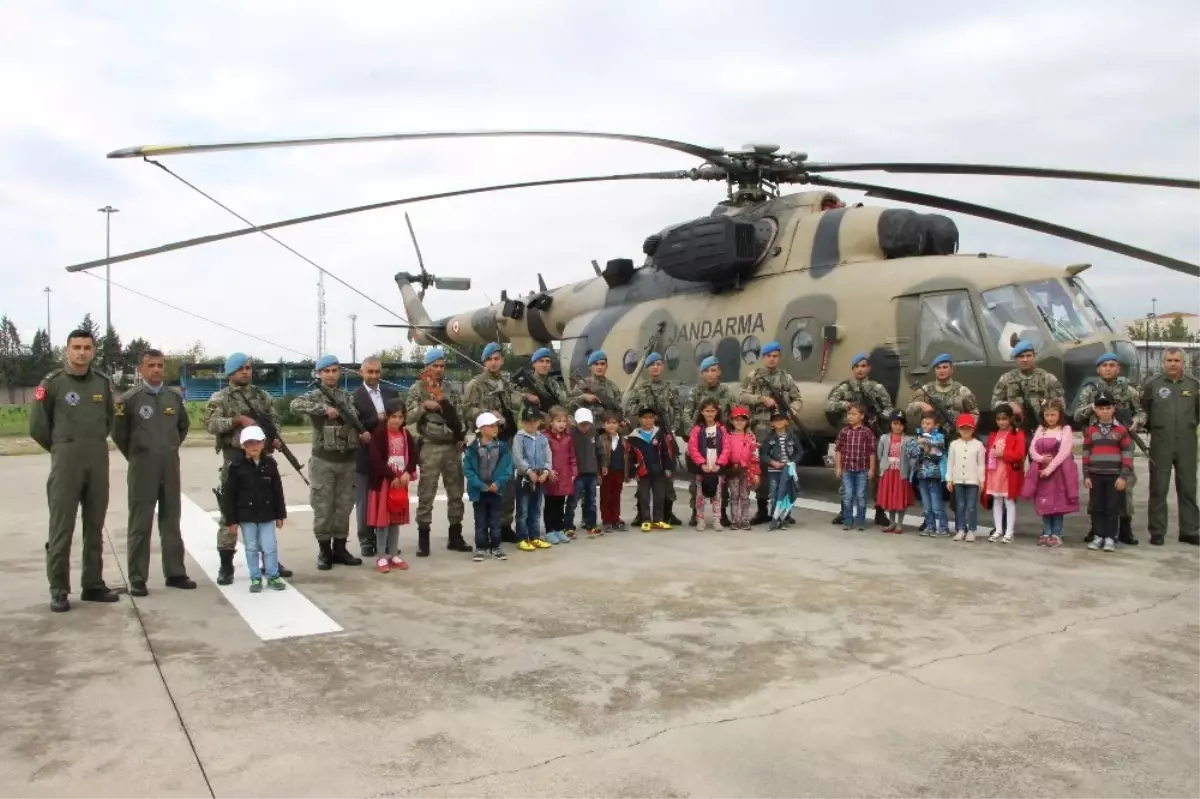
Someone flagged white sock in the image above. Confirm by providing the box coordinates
[1004,498,1016,536]
[992,500,1005,533]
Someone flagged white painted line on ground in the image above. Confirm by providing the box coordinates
[180,494,343,642]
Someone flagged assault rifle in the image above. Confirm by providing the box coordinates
[572,369,622,418]
[236,395,309,486]
[493,383,517,440]
[1015,391,1041,435]
[512,365,564,412]
[1113,406,1153,463]
[313,380,368,436]
[847,382,885,437]
[625,321,668,398]
[909,381,956,435]
[764,381,818,456]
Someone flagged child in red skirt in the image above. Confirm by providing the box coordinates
[875,410,915,533]
[367,399,419,572]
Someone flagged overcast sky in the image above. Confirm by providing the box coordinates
[2,0,1197,362]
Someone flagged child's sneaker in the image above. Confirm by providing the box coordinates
[616,520,627,531]
[267,577,286,591]
[937,529,953,537]
[920,527,933,537]
[988,531,1001,543]
[1087,537,1102,551]
[1037,535,1048,546]
[953,531,966,542]
[712,520,724,531]
[1001,533,1014,544]
[565,530,577,540]
[1048,535,1063,548]
[518,539,536,552]
[855,526,867,532]
[641,522,653,533]
[376,557,391,573]
[390,556,409,570]
[249,577,263,594]
[532,537,552,549]
[473,549,485,562]
[965,532,976,543]
[491,547,508,561]
[587,527,604,538]
[696,518,707,531]
[1103,538,1116,552]
[653,521,672,530]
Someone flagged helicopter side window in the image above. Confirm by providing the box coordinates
[980,285,1045,358]
[664,345,681,371]
[1022,279,1094,342]
[915,291,985,367]
[742,336,761,364]
[790,320,815,361]
[1065,276,1115,334]
[623,349,639,374]
[694,340,714,366]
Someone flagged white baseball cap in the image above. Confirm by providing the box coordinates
[476,411,500,429]
[574,408,593,424]
[240,425,266,443]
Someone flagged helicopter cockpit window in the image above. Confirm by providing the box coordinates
[915,291,985,366]
[623,349,639,374]
[980,285,1045,358]
[1065,276,1115,334]
[1022,279,1094,342]
[694,340,714,366]
[742,336,761,364]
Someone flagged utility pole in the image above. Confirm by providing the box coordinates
[44,287,52,341]
[97,206,119,366]
[317,271,327,357]
[349,314,358,363]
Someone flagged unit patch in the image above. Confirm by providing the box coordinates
[65,391,80,406]
[139,405,154,419]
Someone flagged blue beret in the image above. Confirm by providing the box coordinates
[1096,351,1118,367]
[315,354,338,371]
[700,355,719,371]
[531,347,553,363]
[645,352,662,366]
[761,341,781,356]
[481,342,501,360]
[850,352,869,368]
[1011,339,1035,358]
[930,353,953,368]
[587,350,607,366]
[423,347,446,366]
[224,352,249,374]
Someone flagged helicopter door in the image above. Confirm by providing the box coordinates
[905,290,987,377]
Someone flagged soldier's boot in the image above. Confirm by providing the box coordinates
[165,575,197,590]
[216,549,235,586]
[316,540,334,571]
[1181,533,1200,546]
[447,523,473,553]
[688,512,698,527]
[873,505,890,527]
[500,524,518,544]
[1149,533,1166,547]
[331,538,363,566]
[130,580,149,597]
[417,525,431,557]
[80,586,119,603]
[277,563,294,578]
[1118,517,1138,547]
[665,502,683,527]
[50,591,70,613]
[752,494,770,525]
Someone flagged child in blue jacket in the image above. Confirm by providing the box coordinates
[464,412,514,561]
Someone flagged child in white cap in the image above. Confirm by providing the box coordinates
[220,425,287,592]
[566,407,604,537]
[464,412,514,560]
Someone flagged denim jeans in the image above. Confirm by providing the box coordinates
[917,478,948,532]
[515,482,543,541]
[1041,513,1065,537]
[240,521,278,580]
[565,473,599,529]
[953,484,980,532]
[840,470,868,527]
[473,492,502,550]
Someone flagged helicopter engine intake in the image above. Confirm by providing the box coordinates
[645,216,776,288]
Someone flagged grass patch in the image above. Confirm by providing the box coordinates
[0,400,308,443]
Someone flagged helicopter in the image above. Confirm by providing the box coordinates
[65,130,1199,459]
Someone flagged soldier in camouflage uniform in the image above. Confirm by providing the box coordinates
[463,342,524,541]
[904,353,979,532]
[569,350,626,424]
[519,347,571,412]
[990,339,1064,433]
[291,354,369,570]
[738,341,802,524]
[683,355,737,525]
[826,353,895,527]
[1072,351,1145,546]
[408,347,472,556]
[623,352,685,525]
[112,349,196,596]
[203,352,293,585]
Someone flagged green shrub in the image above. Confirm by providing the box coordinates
[274,394,305,427]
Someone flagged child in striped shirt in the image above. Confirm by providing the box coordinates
[1082,391,1133,553]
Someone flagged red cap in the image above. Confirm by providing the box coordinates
[731,405,750,418]
[955,413,976,428]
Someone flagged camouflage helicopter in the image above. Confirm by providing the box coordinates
[67,130,1199,459]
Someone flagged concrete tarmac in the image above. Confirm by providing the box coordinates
[1,445,1197,798]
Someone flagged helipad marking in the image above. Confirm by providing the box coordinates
[180,494,343,641]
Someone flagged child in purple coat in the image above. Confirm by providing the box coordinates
[1019,399,1079,547]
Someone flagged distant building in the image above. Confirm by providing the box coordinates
[179,361,472,401]
[1120,311,1200,341]
[1130,341,1200,381]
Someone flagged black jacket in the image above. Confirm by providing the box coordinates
[353,383,399,473]
[221,453,288,525]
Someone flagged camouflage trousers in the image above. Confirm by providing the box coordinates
[310,457,357,541]
[417,442,465,526]
[215,449,240,550]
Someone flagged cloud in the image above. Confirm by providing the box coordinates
[1,0,1197,364]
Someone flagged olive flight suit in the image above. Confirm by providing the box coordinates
[113,383,190,586]
[29,367,115,598]
[1143,372,1200,544]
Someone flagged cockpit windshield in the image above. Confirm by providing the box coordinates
[1022,278,1096,342]
[980,285,1045,356]
[1065,276,1116,333]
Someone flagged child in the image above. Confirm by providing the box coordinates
[1082,391,1133,553]
[566,407,603,537]
[947,413,986,541]
[687,400,730,531]
[366,399,419,572]
[627,406,674,532]
[908,413,949,536]
[875,410,914,533]
[464,412,514,561]
[1019,399,1078,548]
[981,406,1026,544]
[511,406,553,551]
[221,425,287,593]
[761,409,803,530]
[835,404,877,531]
[542,406,578,544]
[724,406,760,530]
[597,412,628,531]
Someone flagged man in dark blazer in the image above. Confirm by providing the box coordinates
[353,356,399,556]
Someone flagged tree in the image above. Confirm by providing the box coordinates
[25,329,56,384]
[1162,316,1193,342]
[99,324,123,375]
[1127,316,1196,343]
[77,313,100,341]
[125,337,152,366]
[0,316,22,401]
[407,343,427,362]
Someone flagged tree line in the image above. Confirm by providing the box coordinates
[1125,316,1197,343]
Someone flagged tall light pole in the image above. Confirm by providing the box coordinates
[97,206,119,364]
[44,287,52,341]
[349,314,358,363]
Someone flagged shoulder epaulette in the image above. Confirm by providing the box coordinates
[119,385,141,402]
[41,368,63,384]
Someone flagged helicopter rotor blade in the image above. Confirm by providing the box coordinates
[63,170,691,273]
[106,130,732,167]
[403,212,427,277]
[807,175,1200,277]
[803,162,1199,190]
[433,276,472,291]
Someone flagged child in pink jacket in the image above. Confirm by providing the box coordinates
[687,400,730,530]
[724,406,760,529]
